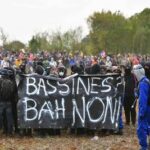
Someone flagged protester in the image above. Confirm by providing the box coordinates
[105,56,112,67]
[124,65,137,126]
[132,64,150,150]
[14,58,22,68]
[1,49,150,140]
[1,57,10,68]
[49,57,57,68]
[0,67,17,135]
[144,62,150,79]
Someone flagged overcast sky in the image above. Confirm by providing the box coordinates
[0,0,150,44]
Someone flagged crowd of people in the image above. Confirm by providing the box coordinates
[0,49,150,149]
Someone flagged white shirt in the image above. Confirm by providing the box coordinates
[1,60,10,68]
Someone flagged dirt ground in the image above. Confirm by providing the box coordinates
[0,124,139,150]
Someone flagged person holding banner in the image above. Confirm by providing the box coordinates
[0,68,17,135]
[124,65,137,126]
[132,64,150,150]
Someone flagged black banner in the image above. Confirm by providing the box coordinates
[17,74,124,130]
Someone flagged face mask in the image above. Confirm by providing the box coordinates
[59,71,64,76]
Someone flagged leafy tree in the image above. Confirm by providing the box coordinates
[87,11,129,54]
[129,8,150,54]
[28,36,41,52]
[4,40,25,51]
[49,30,63,51]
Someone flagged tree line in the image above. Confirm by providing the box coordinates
[0,8,150,54]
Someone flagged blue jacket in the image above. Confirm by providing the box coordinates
[137,77,150,149]
[138,77,150,121]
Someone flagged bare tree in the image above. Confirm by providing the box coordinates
[0,27,8,46]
